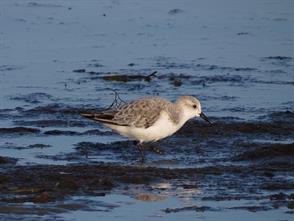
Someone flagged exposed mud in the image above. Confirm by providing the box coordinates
[233,143,294,161]
[0,162,293,216]
[163,205,213,213]
[43,129,113,136]
[0,127,40,135]
[0,109,293,218]
[101,71,157,82]
[14,119,90,128]
[0,156,17,165]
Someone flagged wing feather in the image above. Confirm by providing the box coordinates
[81,97,169,128]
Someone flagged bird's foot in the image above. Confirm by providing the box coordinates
[147,145,164,155]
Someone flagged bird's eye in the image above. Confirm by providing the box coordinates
[192,104,197,109]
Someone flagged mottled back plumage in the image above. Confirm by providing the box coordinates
[82,97,181,128]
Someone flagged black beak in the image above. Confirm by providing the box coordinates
[200,112,213,126]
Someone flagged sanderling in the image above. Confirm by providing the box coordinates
[81,96,211,161]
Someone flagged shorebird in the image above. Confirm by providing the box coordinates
[81,96,212,161]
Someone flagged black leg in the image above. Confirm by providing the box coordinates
[135,142,145,163]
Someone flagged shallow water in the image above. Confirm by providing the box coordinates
[0,0,293,220]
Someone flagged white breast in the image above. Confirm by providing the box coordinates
[105,111,183,143]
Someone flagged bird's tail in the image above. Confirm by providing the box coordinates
[80,113,98,121]
[80,112,122,125]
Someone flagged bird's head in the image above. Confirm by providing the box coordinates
[176,96,212,125]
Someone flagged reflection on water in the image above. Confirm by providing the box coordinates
[135,193,166,202]
[134,181,201,204]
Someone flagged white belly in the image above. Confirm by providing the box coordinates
[105,111,183,143]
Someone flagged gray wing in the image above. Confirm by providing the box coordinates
[81,97,167,128]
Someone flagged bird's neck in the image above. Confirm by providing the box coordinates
[173,104,193,127]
